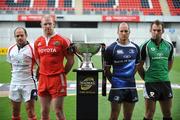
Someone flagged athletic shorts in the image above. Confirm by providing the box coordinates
[9,84,36,102]
[108,89,138,103]
[38,73,67,98]
[144,81,173,101]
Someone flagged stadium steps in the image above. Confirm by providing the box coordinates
[159,0,170,15]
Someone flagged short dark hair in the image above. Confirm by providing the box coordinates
[14,27,27,37]
[150,20,164,32]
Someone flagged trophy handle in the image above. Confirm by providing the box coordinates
[70,43,83,62]
[101,43,107,96]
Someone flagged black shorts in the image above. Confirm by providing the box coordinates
[144,81,173,101]
[108,89,138,103]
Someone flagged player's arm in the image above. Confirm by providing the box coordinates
[104,64,112,83]
[137,43,146,80]
[104,47,113,83]
[137,61,145,80]
[33,41,40,65]
[64,49,74,75]
[134,43,141,74]
[168,43,174,71]
[63,40,74,75]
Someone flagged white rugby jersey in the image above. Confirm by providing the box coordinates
[7,43,36,85]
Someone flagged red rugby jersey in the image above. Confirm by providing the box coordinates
[34,34,70,75]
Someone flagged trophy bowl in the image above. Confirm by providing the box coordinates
[73,43,101,70]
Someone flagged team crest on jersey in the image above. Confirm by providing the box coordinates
[129,49,135,54]
[117,50,124,54]
[37,42,42,46]
[54,41,60,46]
[151,47,155,51]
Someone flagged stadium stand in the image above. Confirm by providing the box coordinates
[0,0,179,16]
[0,0,75,15]
[0,0,166,16]
[83,0,162,15]
[0,1,180,53]
[167,0,180,15]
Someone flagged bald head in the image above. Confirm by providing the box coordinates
[41,15,55,24]
[118,22,130,32]
[41,15,55,37]
[117,22,130,44]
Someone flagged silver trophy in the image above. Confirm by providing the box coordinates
[73,43,102,70]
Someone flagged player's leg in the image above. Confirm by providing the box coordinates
[22,85,37,120]
[108,89,122,120]
[52,96,66,120]
[143,83,159,120]
[144,99,156,120]
[11,101,21,120]
[38,74,51,120]
[39,96,51,120]
[9,85,22,120]
[122,89,138,120]
[109,102,121,120]
[123,102,135,120]
[25,99,37,120]
[159,82,173,120]
[159,99,172,120]
[49,74,67,120]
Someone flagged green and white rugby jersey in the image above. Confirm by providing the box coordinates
[140,39,174,82]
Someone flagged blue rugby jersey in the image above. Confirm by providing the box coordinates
[104,40,140,89]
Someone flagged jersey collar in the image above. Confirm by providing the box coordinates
[17,41,29,50]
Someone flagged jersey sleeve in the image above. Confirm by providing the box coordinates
[140,43,147,61]
[135,44,140,64]
[168,42,174,61]
[60,35,70,48]
[6,47,11,63]
[104,46,113,65]
[34,39,40,64]
[6,44,16,63]
[61,37,71,56]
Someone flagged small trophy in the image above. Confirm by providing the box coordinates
[73,43,102,70]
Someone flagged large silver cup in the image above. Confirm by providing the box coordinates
[74,43,101,70]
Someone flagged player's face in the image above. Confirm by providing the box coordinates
[14,28,27,46]
[151,24,163,40]
[41,17,55,37]
[118,24,130,43]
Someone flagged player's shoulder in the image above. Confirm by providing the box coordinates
[28,42,34,49]
[55,34,70,41]
[107,41,117,48]
[130,41,139,48]
[34,36,44,45]
[140,39,151,49]
[8,44,16,51]
[55,34,71,46]
[163,39,173,46]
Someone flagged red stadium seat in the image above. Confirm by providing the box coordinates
[167,0,180,16]
[83,0,162,15]
[0,0,75,14]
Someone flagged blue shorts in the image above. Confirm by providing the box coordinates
[108,89,138,103]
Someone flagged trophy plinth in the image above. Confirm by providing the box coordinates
[72,43,106,120]
[73,43,101,70]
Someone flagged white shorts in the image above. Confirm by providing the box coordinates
[9,84,36,102]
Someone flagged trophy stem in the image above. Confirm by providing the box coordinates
[80,53,94,69]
